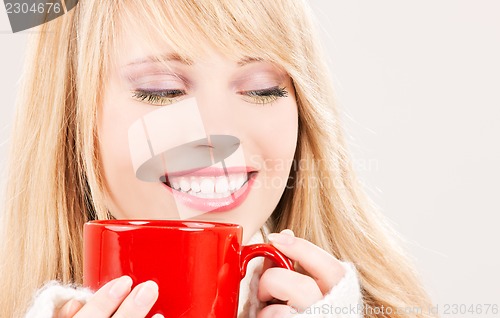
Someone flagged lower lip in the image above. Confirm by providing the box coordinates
[161,173,257,213]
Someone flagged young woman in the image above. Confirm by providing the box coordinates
[0,0,436,317]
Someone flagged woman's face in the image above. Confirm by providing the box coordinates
[98,31,298,243]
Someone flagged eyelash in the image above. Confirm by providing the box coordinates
[131,86,289,106]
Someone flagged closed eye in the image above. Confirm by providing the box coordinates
[131,86,288,106]
[131,89,186,106]
[238,86,289,105]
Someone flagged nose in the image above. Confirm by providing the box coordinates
[166,133,241,164]
[204,134,240,163]
[130,95,244,182]
[194,85,241,136]
[191,91,244,163]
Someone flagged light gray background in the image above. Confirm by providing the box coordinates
[1,1,499,317]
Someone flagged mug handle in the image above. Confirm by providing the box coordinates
[240,243,294,278]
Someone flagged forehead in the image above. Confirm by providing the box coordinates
[108,0,298,68]
[110,19,280,80]
[110,20,253,74]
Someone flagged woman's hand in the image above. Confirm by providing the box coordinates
[258,229,347,318]
[54,276,162,318]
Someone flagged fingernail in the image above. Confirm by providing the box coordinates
[57,299,78,318]
[280,229,295,237]
[134,281,159,307]
[61,299,75,314]
[268,233,295,245]
[152,314,165,318]
[109,276,133,299]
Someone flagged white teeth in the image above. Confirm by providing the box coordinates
[171,180,180,190]
[179,178,191,192]
[200,178,215,194]
[190,178,201,193]
[229,180,237,191]
[167,172,252,198]
[215,177,229,194]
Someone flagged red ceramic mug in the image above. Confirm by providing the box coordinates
[83,220,294,317]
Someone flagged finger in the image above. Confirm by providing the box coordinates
[268,230,346,294]
[112,280,159,318]
[257,304,296,318]
[261,255,277,274]
[258,267,322,312]
[73,276,133,318]
[56,299,84,318]
[262,229,297,273]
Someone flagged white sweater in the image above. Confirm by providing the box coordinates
[24,229,363,318]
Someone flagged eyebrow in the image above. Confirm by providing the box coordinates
[237,56,264,66]
[125,54,264,67]
[126,53,193,66]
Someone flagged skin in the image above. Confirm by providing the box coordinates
[98,35,298,244]
[56,27,346,318]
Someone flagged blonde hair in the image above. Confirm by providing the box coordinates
[0,0,436,316]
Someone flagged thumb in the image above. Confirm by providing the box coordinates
[55,299,84,318]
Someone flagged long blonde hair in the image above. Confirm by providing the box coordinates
[0,0,436,316]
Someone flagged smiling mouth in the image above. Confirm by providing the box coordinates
[163,173,252,199]
[161,167,258,200]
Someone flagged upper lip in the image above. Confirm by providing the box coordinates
[164,166,258,179]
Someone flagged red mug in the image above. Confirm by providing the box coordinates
[83,220,294,317]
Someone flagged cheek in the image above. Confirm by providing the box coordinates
[250,100,298,175]
[98,103,138,212]
[240,99,298,203]
[97,82,156,210]
[99,75,161,180]
[99,110,121,171]
[99,97,142,181]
